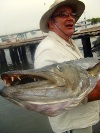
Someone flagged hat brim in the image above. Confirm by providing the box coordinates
[40,0,85,33]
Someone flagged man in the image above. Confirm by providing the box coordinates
[34,0,99,133]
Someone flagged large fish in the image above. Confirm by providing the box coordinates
[0,57,100,117]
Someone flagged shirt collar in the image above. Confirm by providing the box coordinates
[48,31,70,46]
[48,31,83,58]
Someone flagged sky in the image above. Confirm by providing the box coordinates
[0,0,100,36]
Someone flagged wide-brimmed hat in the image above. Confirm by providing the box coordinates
[40,0,85,33]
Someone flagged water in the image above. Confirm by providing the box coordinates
[0,95,53,133]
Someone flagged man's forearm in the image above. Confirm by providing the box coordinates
[88,80,100,102]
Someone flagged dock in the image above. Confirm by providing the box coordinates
[0,26,100,48]
[0,36,46,49]
[73,26,100,39]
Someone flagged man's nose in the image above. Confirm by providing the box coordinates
[67,14,75,20]
[66,15,75,22]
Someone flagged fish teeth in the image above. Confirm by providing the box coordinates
[11,76,14,81]
[4,79,7,84]
[34,78,40,81]
[34,78,36,81]
[17,76,21,80]
[4,79,10,86]
[6,83,11,87]
[11,76,21,82]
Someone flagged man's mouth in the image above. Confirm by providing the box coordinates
[65,21,74,27]
[65,24,74,28]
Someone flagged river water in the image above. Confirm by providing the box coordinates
[0,36,100,133]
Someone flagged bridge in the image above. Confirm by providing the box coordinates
[0,29,41,44]
[0,26,100,48]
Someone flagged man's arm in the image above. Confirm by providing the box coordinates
[88,80,100,102]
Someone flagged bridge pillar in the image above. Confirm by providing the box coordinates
[0,49,9,72]
[81,36,93,57]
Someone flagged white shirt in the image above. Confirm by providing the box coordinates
[34,31,99,133]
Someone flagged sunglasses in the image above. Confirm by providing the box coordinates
[52,12,77,19]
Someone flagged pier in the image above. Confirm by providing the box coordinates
[73,26,100,57]
[0,26,100,72]
[0,36,45,72]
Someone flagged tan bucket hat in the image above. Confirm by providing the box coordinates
[40,0,85,33]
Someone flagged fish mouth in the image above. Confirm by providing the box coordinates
[1,70,66,88]
[1,74,47,86]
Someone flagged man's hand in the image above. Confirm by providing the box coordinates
[88,80,100,102]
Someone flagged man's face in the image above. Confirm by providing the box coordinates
[49,6,76,38]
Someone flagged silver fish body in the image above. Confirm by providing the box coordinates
[0,57,100,116]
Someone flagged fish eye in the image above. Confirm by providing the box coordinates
[57,65,63,72]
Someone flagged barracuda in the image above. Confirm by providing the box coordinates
[0,57,100,117]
